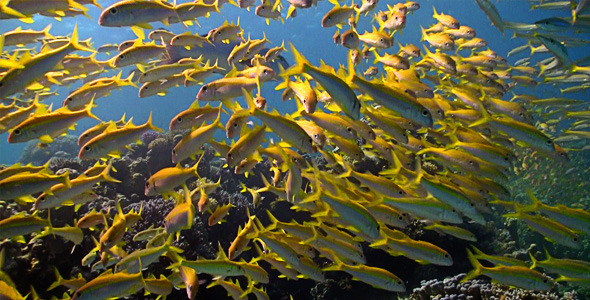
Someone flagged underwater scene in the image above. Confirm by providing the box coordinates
[1,0,590,299]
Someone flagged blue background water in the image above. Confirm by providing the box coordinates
[0,0,587,164]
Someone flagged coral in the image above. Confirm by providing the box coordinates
[19,135,79,165]
[146,137,173,173]
[141,130,163,147]
[405,273,574,300]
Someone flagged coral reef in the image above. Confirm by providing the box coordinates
[406,273,579,300]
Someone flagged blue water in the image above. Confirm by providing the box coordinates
[0,0,588,164]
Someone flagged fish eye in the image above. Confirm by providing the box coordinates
[84,145,90,151]
[314,134,319,138]
[263,69,268,73]
[177,117,182,122]
[422,109,429,116]
[14,129,21,135]
[470,202,475,206]
[469,160,474,165]
[546,139,552,145]
[227,153,232,158]
[398,190,403,195]
[452,209,456,212]
[445,42,449,47]
[67,97,72,102]
[574,237,578,242]
[543,279,548,283]
[233,123,238,127]
[40,196,45,200]
[444,254,449,258]
[347,127,352,132]
[380,38,384,42]
[110,7,118,14]
[202,86,207,91]
[303,99,306,103]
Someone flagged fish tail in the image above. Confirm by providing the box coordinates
[265,210,279,231]
[61,171,72,189]
[322,251,345,271]
[242,87,258,115]
[529,251,538,269]
[123,71,138,88]
[43,23,53,37]
[469,245,485,257]
[468,105,491,128]
[0,0,27,18]
[526,189,543,209]
[67,0,88,12]
[47,266,64,291]
[100,160,121,183]
[462,249,482,282]
[214,105,224,129]
[283,43,308,76]
[145,111,163,132]
[69,23,95,53]
[191,151,205,178]
[212,0,221,14]
[84,98,101,121]
[347,50,357,84]
[420,26,427,42]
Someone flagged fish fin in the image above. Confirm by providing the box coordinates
[462,249,483,282]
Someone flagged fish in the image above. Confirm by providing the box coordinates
[463,249,554,291]
[285,45,360,120]
[474,0,504,35]
[171,108,223,163]
[276,76,318,113]
[71,271,145,300]
[165,186,195,236]
[432,6,459,29]
[0,170,71,202]
[209,196,234,226]
[79,112,163,160]
[323,255,405,292]
[226,125,266,167]
[48,267,86,291]
[98,0,178,28]
[0,24,93,99]
[0,212,49,240]
[145,161,200,197]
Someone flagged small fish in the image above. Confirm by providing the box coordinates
[71,271,145,300]
[432,6,459,29]
[463,249,554,291]
[208,196,234,226]
[98,0,178,28]
[323,255,405,292]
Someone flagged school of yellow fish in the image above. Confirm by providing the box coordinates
[1,0,590,299]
